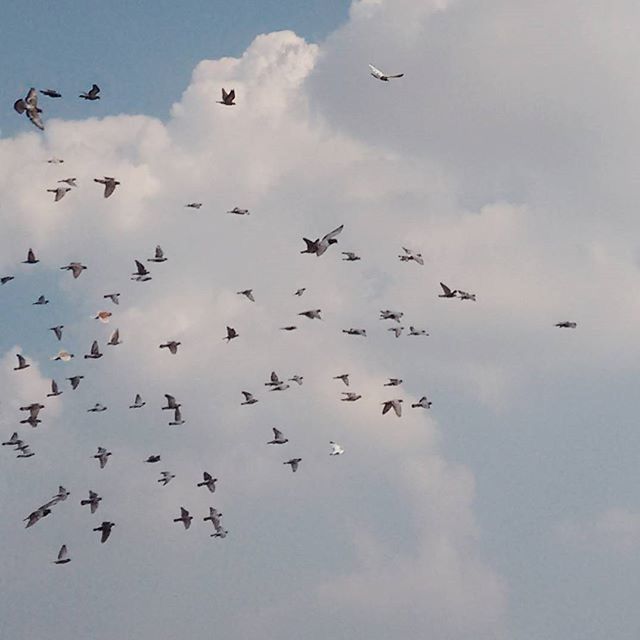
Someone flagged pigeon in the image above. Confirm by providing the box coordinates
[173,507,193,529]
[94,176,119,198]
[103,293,120,305]
[33,295,49,305]
[241,391,258,405]
[129,394,145,409]
[227,207,249,215]
[84,340,103,359]
[47,187,71,202]
[342,328,367,336]
[19,404,44,427]
[24,507,51,528]
[265,371,283,387]
[47,157,64,164]
[203,507,225,536]
[2,433,21,446]
[81,491,102,514]
[267,428,288,445]
[14,88,44,130]
[60,262,87,278]
[131,260,151,282]
[0,276,15,285]
[329,441,344,456]
[301,224,344,256]
[224,326,238,342]
[298,309,322,320]
[50,326,64,341]
[555,321,577,328]
[334,374,350,386]
[162,394,180,410]
[197,472,217,493]
[409,326,429,336]
[381,399,403,417]
[294,288,306,297]
[79,84,100,100]
[399,247,424,265]
[158,471,175,486]
[341,392,362,401]
[51,350,74,362]
[384,378,403,387]
[40,89,62,98]
[369,64,404,81]
[380,310,403,322]
[217,88,236,106]
[147,245,167,262]
[280,326,298,331]
[53,545,71,564]
[411,396,432,409]
[58,178,77,187]
[14,354,30,371]
[50,484,70,503]
[438,282,457,298]
[94,310,112,323]
[93,521,115,543]
[67,375,84,390]
[457,290,476,301]
[284,458,302,472]
[47,380,62,397]
[19,415,41,428]
[144,455,161,463]
[269,382,290,392]
[107,329,122,346]
[388,326,404,338]
[94,447,111,469]
[16,446,35,458]
[22,248,39,264]
[168,407,185,426]
[237,289,255,302]
[342,252,361,261]
[87,403,107,413]
[185,202,202,209]
[159,341,181,354]
[289,375,304,385]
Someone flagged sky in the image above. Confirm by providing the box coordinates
[3,1,640,639]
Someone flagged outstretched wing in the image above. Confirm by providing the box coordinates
[321,224,344,243]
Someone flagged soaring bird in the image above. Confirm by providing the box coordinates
[84,340,103,359]
[94,176,119,198]
[22,248,39,264]
[438,282,457,298]
[265,371,283,387]
[301,224,344,256]
[47,187,71,202]
[60,262,86,278]
[53,545,71,565]
[173,507,193,530]
[94,447,111,469]
[144,455,161,463]
[24,507,51,528]
[379,310,403,322]
[79,84,100,100]
[457,290,476,301]
[0,276,14,285]
[51,350,74,362]
[50,325,64,341]
[107,329,122,346]
[329,441,344,456]
[409,326,429,336]
[67,375,84,390]
[341,392,362,402]
[204,507,225,537]
[381,399,403,417]
[2,433,21,446]
[555,321,577,328]
[411,396,432,409]
[14,354,30,371]
[284,458,302,473]
[33,295,49,305]
[81,490,102,514]
[368,64,404,81]
[342,252,361,261]
[131,260,151,281]
[129,394,145,409]
[40,89,62,98]
[280,326,297,331]
[14,88,44,130]
[197,472,217,493]
[147,245,167,262]
[47,380,62,397]
[159,341,181,354]
[93,521,115,543]
[241,391,258,405]
[87,403,107,413]
[224,326,238,342]
[158,471,175,486]
[267,428,288,445]
[217,88,236,105]
[237,289,255,302]
[298,309,322,320]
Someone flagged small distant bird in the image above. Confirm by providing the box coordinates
[93,521,115,544]
[269,382,290,392]
[14,88,44,130]
[159,340,181,354]
[144,455,161,463]
[329,441,344,456]
[14,354,30,371]
[380,310,403,322]
[24,507,51,528]
[107,329,121,346]
[58,178,77,187]
[185,202,202,209]
[47,157,64,164]
[343,328,367,336]
[129,394,145,409]
[87,403,107,413]
[284,458,302,473]
[438,282,457,298]
[384,378,403,386]
[51,485,70,504]
[197,472,217,493]
[67,375,84,390]
[84,340,103,359]
[301,224,344,256]
[203,507,224,533]
[16,446,35,458]
[457,290,476,301]
[23,248,39,264]
[227,207,249,215]
[342,252,361,261]
[555,321,577,328]
[411,396,432,409]
[299,309,322,320]
[131,260,151,282]
[224,326,238,342]
[147,245,167,262]
[381,399,403,417]
[0,276,14,285]
[81,490,102,514]
[289,375,304,385]
[33,295,49,305]
[265,371,283,387]
[94,176,119,198]
[94,310,112,323]
[94,447,111,468]
[168,407,185,426]
[294,288,306,297]
[51,350,74,362]
[162,394,180,410]
[237,289,255,302]
[47,380,62,397]
[388,326,404,338]
[53,545,71,565]
[79,84,100,100]
[369,64,404,81]
[173,507,193,529]
[50,325,64,341]
[341,392,362,401]
[241,391,258,405]
[398,247,424,265]
[60,262,87,278]
[158,471,175,486]
[267,428,288,445]
[47,187,71,202]
[334,374,350,386]
[19,403,43,427]
[103,293,120,305]
[280,326,297,331]
[2,433,21,446]
[217,88,235,106]
[40,89,62,98]
[409,326,429,336]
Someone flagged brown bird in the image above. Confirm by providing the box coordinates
[217,88,236,105]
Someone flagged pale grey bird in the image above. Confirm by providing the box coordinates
[457,290,476,301]
[217,88,236,106]
[53,545,71,564]
[342,252,361,261]
[33,295,49,305]
[158,471,175,486]
[79,84,100,100]
[226,206,249,215]
[284,458,302,472]
[381,399,403,417]
[129,394,145,409]
[334,374,350,386]
[380,310,403,322]
[298,309,322,320]
[267,428,288,444]
[399,247,424,265]
[159,341,181,354]
[14,88,44,130]
[88,403,107,413]
[162,394,180,410]
[131,260,151,281]
[81,490,102,514]
[197,472,217,493]
[84,340,103,359]
[329,441,344,456]
[368,64,404,81]
[50,325,64,341]
[19,403,44,427]
[174,507,193,530]
[289,375,304,385]
[60,262,87,278]
[301,224,344,256]
[51,350,74,362]
[94,446,111,468]
[107,329,122,346]
[237,289,255,302]
[14,354,30,371]
[147,245,167,262]
[58,177,77,187]
[409,326,429,336]
[438,282,457,298]
[203,507,224,534]
[388,326,404,338]
[412,396,432,409]
[342,328,367,336]
[241,391,258,405]
[48,186,71,202]
[47,379,62,397]
[223,326,238,342]
[168,407,185,426]
[67,375,84,390]
[22,248,39,264]
[103,293,120,305]
[94,176,119,198]
[93,521,115,544]
[555,321,577,328]
[294,288,306,296]
[24,507,51,528]
[384,378,403,386]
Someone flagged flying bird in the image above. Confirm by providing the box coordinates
[158,471,175,486]
[60,262,87,278]
[294,288,306,297]
[80,491,102,514]
[555,321,577,328]
[131,260,151,282]
[217,88,236,106]
[399,247,424,265]
[24,507,51,528]
[457,290,476,301]
[22,248,39,264]
[87,403,107,413]
[329,441,344,456]
[53,545,71,565]
[94,446,112,469]
[369,64,404,81]
[47,380,62,397]
[301,224,344,256]
[79,84,100,100]
[47,187,71,202]
[147,245,167,262]
[237,289,255,302]
[144,455,161,463]
[342,252,361,261]
[14,354,30,371]
[93,521,115,543]
[388,326,404,338]
[168,407,185,426]
[185,202,202,209]
[107,329,121,346]
[162,394,181,410]
[265,371,283,387]
[173,507,193,529]
[409,326,429,336]
[14,88,44,130]
[0,276,14,285]
[343,328,367,336]
[129,394,145,409]
[341,392,362,401]
[280,326,297,331]
[33,295,49,305]
[50,325,64,341]
[411,396,432,409]
[381,399,403,417]
[241,391,258,405]
[289,375,304,385]
[94,176,119,198]
[384,378,403,386]
[298,309,322,320]
[40,89,62,98]
[438,282,457,298]
[84,340,103,359]
[67,375,84,390]
[284,458,302,473]
[267,428,288,445]
[227,207,249,215]
[58,178,77,187]
[159,341,181,354]
[51,350,74,362]
[224,326,238,342]
[379,310,403,322]
[94,310,112,323]
[103,293,120,305]
[197,472,217,493]
[334,374,350,386]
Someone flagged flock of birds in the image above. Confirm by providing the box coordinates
[6,64,577,566]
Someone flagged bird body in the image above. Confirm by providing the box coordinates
[14,88,44,130]
[284,458,302,472]
[369,64,404,81]
[80,84,100,100]
[268,428,288,444]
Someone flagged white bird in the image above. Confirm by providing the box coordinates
[369,64,404,82]
[158,471,175,486]
[411,396,432,409]
[301,224,344,257]
[51,349,74,362]
[329,441,344,456]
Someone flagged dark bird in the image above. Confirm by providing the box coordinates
[301,224,344,256]
[237,289,255,302]
[93,521,115,543]
[457,290,476,301]
[159,341,181,354]
[217,88,235,106]
[67,375,84,390]
[2,432,21,446]
[147,245,167,262]
[33,294,49,305]
[131,260,151,281]
[84,340,103,359]
[158,471,175,486]
[197,472,217,493]
[265,371,283,387]
[14,88,44,130]
[23,248,39,264]
[241,391,258,405]
[185,202,202,209]
[268,428,288,444]
[80,490,102,514]
[173,507,193,529]
[224,326,238,342]
[14,354,30,371]
[24,507,51,528]
[40,89,62,98]
[409,326,429,336]
[168,407,185,426]
[384,378,403,386]
[343,328,367,336]
[144,455,161,463]
[47,380,62,397]
[162,394,180,410]
[334,374,350,386]
[284,458,302,472]
[79,84,100,100]
[388,326,404,338]
[342,252,361,261]
[87,403,107,413]
[227,207,249,215]
[53,545,71,564]
[94,446,111,469]
[1,276,14,285]
[60,262,86,278]
[555,321,577,328]
[129,393,145,409]
[50,325,64,341]
[381,399,403,417]
[280,326,297,331]
[94,176,119,198]
[438,282,457,298]
[103,293,120,305]
[294,288,306,297]
[380,310,403,322]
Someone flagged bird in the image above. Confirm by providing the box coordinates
[301,224,344,256]
[411,396,432,409]
[0,276,14,285]
[129,394,145,409]
[555,321,577,328]
[33,295,49,305]
[329,441,344,456]
[267,428,288,444]
[144,455,161,463]
[84,340,103,359]
[409,326,429,336]
[47,187,71,202]
[16,446,35,459]
[185,202,202,209]
[289,375,304,385]
[280,326,297,331]
[80,491,102,514]
[388,326,404,338]
[53,545,71,564]
[298,309,322,320]
[269,383,290,392]
[94,310,112,323]
[93,521,115,543]
[159,341,181,354]
[2,433,21,446]
[173,507,193,529]
[203,507,225,535]
[162,394,180,410]
[334,374,350,386]
[40,89,62,98]
[438,282,457,298]
[19,404,44,427]
[22,248,39,264]
[47,157,64,164]
[158,471,175,486]
[398,247,424,265]
[197,472,217,493]
[384,378,403,386]
[107,329,122,346]
[94,177,119,198]
[47,380,62,397]
[224,326,238,342]
[381,399,403,417]
[342,328,367,336]
[341,392,362,401]
[168,407,185,426]
[14,88,44,130]
[51,350,74,362]
[284,458,302,472]
[79,84,100,100]
[67,375,84,390]
[227,207,249,215]
[103,293,120,305]
[369,64,404,81]
[217,88,236,105]
[237,289,255,302]
[87,403,107,413]
[147,245,167,262]
[457,290,476,301]
[265,371,283,387]
[294,288,306,296]
[14,354,30,371]
[94,447,111,469]
[58,178,77,187]
[241,391,258,405]
[60,262,87,278]
[379,310,403,322]
[342,252,361,261]
[24,507,51,528]
[50,325,64,341]
[131,260,151,282]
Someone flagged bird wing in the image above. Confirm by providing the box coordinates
[321,224,344,243]
[273,428,283,439]
[104,180,116,198]
[91,340,99,355]
[58,545,68,560]
[155,245,163,259]
[393,401,402,417]
[134,260,146,275]
[228,89,235,102]
[14,98,26,114]
[368,64,384,78]
[89,84,100,97]
[101,527,110,543]
[440,282,453,295]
